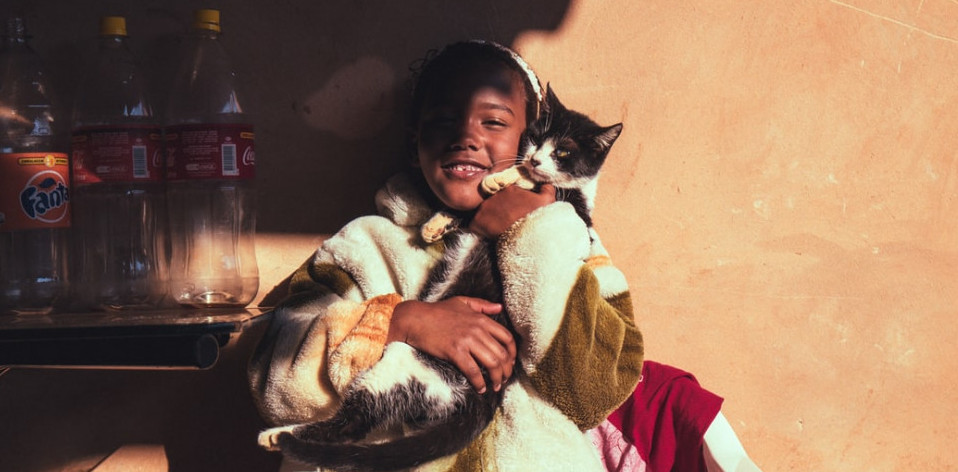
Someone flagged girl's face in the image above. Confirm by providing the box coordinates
[415,61,528,211]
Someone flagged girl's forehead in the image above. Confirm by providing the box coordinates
[425,62,527,107]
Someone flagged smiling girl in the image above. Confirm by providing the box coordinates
[249,40,759,472]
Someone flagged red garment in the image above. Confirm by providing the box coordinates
[589,360,724,472]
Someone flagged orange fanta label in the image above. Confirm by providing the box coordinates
[0,152,71,231]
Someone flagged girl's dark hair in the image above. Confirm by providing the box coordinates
[408,41,542,128]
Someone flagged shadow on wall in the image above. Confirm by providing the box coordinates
[9,0,572,234]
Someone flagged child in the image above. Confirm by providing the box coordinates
[591,360,763,471]
[248,40,758,472]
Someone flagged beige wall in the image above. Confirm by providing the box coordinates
[1,0,955,470]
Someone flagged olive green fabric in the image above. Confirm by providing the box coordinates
[528,265,644,430]
[289,258,355,297]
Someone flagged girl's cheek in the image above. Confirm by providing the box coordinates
[418,130,449,156]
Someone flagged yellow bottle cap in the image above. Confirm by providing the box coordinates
[99,16,127,37]
[192,9,221,33]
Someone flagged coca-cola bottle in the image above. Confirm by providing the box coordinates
[166,9,258,308]
[0,17,70,316]
[70,16,168,311]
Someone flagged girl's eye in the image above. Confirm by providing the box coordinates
[421,109,457,127]
[484,119,507,127]
[427,116,455,126]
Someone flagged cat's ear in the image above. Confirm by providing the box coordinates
[544,83,563,112]
[596,123,623,151]
[537,83,556,116]
[545,83,558,102]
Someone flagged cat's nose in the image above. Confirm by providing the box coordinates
[528,158,541,167]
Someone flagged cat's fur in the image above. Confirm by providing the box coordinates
[259,85,623,471]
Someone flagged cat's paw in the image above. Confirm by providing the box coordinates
[480,167,521,196]
[421,211,458,243]
[514,174,537,190]
[258,425,297,451]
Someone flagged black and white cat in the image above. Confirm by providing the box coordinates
[259,85,623,471]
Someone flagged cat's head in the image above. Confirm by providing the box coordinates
[518,84,623,189]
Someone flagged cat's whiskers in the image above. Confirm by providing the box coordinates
[490,154,523,165]
[488,154,524,171]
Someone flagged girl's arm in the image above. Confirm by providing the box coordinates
[704,412,764,472]
[493,195,644,430]
[247,258,363,425]
[387,296,516,394]
[249,208,522,425]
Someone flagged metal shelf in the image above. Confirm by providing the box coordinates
[0,308,270,370]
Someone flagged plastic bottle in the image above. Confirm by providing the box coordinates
[166,9,258,308]
[70,16,168,311]
[0,17,70,316]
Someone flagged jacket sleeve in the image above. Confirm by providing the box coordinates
[247,255,362,426]
[248,256,404,427]
[248,214,428,426]
[497,201,644,430]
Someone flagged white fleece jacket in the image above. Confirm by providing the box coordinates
[248,172,643,472]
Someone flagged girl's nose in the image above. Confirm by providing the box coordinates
[450,120,480,151]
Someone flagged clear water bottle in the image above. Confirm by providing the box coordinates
[0,17,70,316]
[166,9,258,308]
[70,16,168,311]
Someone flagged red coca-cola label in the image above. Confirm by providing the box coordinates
[71,125,164,184]
[166,123,255,181]
[0,152,71,231]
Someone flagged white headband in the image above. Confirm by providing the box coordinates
[465,40,544,104]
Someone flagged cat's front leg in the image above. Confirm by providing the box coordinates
[299,406,372,442]
[257,415,364,451]
[258,425,298,451]
[480,166,521,196]
[480,166,536,196]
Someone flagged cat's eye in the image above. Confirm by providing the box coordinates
[555,149,570,158]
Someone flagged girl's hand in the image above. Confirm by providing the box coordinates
[387,297,516,393]
[469,183,556,239]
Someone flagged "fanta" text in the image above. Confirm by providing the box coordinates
[20,177,70,219]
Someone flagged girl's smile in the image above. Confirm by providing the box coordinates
[415,60,527,211]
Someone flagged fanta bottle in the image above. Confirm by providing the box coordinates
[70,16,169,311]
[0,17,71,315]
[165,9,258,308]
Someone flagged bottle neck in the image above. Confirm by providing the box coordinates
[2,36,30,51]
[192,28,220,41]
[2,17,29,46]
[97,35,127,50]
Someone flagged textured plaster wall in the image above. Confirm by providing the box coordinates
[0,0,954,470]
